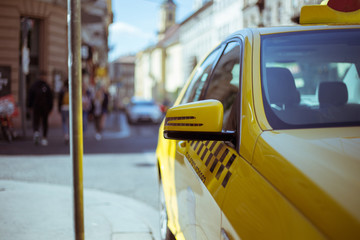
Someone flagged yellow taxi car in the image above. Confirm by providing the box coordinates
[156,1,360,239]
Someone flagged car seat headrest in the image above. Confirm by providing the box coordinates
[318,82,348,107]
[266,67,300,106]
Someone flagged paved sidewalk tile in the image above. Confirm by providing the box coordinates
[0,180,160,240]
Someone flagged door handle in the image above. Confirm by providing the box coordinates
[177,140,187,155]
[221,228,230,240]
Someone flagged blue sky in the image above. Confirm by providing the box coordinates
[108,0,194,62]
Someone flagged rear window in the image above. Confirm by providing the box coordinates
[261,29,360,129]
[131,101,155,106]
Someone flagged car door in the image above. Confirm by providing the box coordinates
[175,40,242,239]
[171,45,224,239]
[217,35,325,240]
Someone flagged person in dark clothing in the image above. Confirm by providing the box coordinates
[58,80,70,143]
[27,71,53,146]
[100,87,109,130]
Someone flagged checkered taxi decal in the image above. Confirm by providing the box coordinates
[189,140,235,188]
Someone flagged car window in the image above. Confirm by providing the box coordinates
[133,101,155,107]
[261,29,360,129]
[181,46,223,104]
[203,41,241,131]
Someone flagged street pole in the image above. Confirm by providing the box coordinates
[67,0,84,239]
[20,18,29,138]
[19,58,26,138]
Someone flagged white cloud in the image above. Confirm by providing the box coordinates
[109,22,155,42]
[108,21,156,61]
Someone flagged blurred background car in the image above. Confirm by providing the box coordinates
[125,97,163,124]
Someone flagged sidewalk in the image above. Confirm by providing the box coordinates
[0,112,161,239]
[0,179,160,240]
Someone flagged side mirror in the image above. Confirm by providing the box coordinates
[163,100,235,141]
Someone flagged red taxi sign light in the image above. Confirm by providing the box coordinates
[300,0,360,25]
[328,0,360,12]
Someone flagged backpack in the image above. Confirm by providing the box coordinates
[62,91,69,105]
[34,81,53,112]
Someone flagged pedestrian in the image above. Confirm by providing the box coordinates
[27,71,53,146]
[100,86,109,130]
[82,84,92,134]
[58,80,70,143]
[92,89,104,140]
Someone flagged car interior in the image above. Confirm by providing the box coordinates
[261,29,360,128]
[264,66,360,127]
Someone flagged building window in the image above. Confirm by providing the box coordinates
[292,0,299,8]
[277,2,282,23]
[266,7,272,25]
[21,17,41,93]
[251,15,256,27]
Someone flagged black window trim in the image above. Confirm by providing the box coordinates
[200,36,245,153]
[180,44,225,104]
[197,44,226,100]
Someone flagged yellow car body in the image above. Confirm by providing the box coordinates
[157,4,360,240]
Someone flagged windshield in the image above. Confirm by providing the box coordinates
[261,29,360,129]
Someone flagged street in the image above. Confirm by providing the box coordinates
[0,112,160,155]
[0,112,162,239]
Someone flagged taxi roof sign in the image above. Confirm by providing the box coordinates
[327,0,360,12]
[300,1,360,25]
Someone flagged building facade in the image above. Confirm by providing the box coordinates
[0,0,111,134]
[134,0,324,105]
[243,0,323,28]
[81,0,112,89]
[134,0,183,103]
[0,0,68,131]
[180,2,214,79]
[108,55,136,109]
[180,0,244,79]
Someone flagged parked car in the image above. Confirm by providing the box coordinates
[125,98,163,124]
[156,2,360,240]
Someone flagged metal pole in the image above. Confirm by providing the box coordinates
[19,62,26,138]
[20,18,28,138]
[67,0,84,239]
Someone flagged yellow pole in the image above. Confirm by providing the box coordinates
[68,0,84,239]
